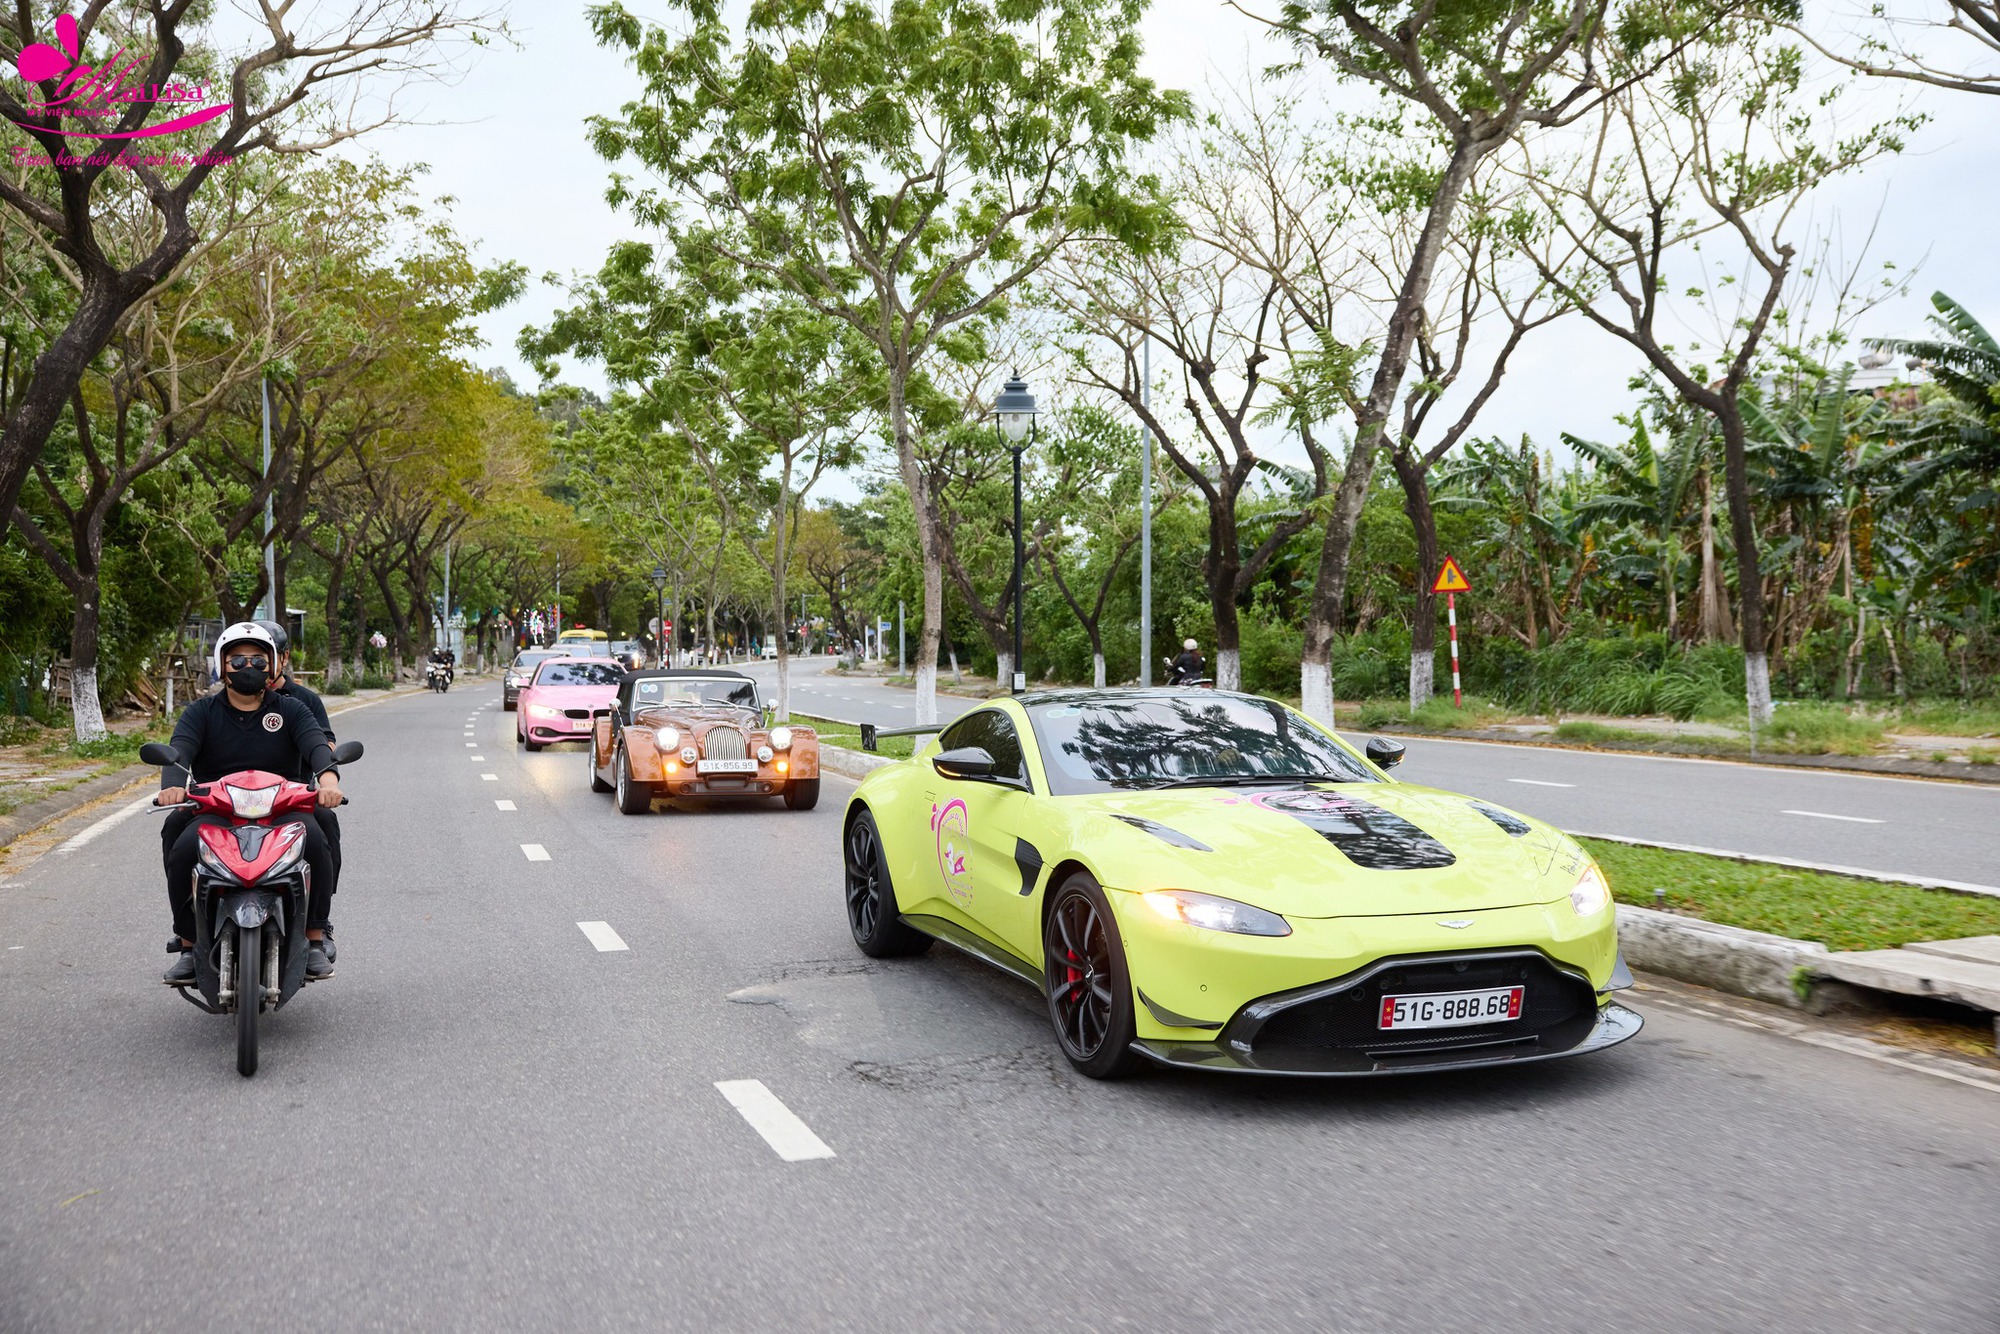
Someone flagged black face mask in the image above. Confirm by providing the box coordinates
[227,666,269,697]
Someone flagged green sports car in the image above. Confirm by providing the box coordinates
[841,688,1641,1079]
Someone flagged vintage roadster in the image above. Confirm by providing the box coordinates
[588,670,821,814]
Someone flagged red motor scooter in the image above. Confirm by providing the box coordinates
[142,739,361,1076]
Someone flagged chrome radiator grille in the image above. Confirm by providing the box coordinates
[702,727,748,761]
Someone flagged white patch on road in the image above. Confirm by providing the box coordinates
[576,920,628,952]
[1782,810,1885,824]
[481,774,498,782]
[465,743,476,748]
[521,843,550,861]
[714,1080,835,1161]
[1507,778,1576,788]
[470,755,485,761]
[56,795,158,854]
[495,800,516,811]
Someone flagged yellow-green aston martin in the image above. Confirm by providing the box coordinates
[841,689,1641,1079]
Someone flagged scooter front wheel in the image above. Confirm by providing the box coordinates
[236,922,261,1077]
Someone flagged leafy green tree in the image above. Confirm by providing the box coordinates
[580,0,1186,722]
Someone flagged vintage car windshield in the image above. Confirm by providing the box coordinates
[631,677,760,710]
[533,661,625,687]
[1026,694,1379,795]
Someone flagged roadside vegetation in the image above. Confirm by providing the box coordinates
[1587,839,2000,953]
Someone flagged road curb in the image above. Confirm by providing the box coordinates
[818,744,898,782]
[1616,905,1826,1008]
[0,683,436,854]
[1374,724,2000,784]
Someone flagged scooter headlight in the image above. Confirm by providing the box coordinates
[196,840,236,882]
[268,829,307,876]
[223,783,278,820]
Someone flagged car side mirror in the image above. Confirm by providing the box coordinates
[1365,737,1406,770]
[933,746,996,780]
[139,742,183,768]
[762,702,776,725]
[332,741,365,765]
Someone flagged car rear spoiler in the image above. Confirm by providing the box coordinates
[858,723,940,753]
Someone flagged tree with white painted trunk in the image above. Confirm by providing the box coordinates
[1510,13,1917,725]
[581,0,1186,724]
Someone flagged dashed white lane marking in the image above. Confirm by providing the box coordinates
[714,1080,835,1161]
[577,920,628,951]
[481,774,498,781]
[465,743,476,748]
[521,843,550,861]
[1782,810,1885,824]
[1508,778,1576,788]
[495,800,516,811]
[7,945,22,950]
[470,755,485,761]
[56,794,158,853]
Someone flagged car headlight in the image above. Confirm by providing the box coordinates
[222,783,278,820]
[506,674,521,687]
[756,745,774,763]
[1570,863,1611,917]
[769,726,793,750]
[528,703,560,719]
[1140,889,1291,937]
[655,726,680,749]
[680,746,698,765]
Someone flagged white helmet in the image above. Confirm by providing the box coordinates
[1184,638,1198,651]
[213,621,280,680]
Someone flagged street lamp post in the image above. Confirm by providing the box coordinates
[650,566,668,668]
[993,371,1038,694]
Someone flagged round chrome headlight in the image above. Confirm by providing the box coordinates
[757,745,774,763]
[769,726,793,751]
[654,726,680,750]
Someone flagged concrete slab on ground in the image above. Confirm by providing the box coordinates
[1819,947,2000,1013]
[1902,936,2000,967]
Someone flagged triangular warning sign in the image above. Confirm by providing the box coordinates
[1432,557,1471,594]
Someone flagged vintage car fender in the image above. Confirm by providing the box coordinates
[620,723,671,783]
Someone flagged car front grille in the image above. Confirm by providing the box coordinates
[702,727,748,761]
[1230,951,1596,1067]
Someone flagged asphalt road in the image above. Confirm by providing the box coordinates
[1,687,1996,1333]
[742,657,2000,888]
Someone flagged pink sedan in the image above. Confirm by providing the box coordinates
[514,657,626,752]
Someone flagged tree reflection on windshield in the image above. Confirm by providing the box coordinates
[1028,694,1377,795]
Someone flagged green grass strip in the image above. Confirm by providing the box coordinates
[790,713,922,760]
[1584,837,2000,953]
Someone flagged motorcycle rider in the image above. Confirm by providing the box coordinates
[427,644,454,686]
[157,624,343,984]
[1169,638,1207,685]
[257,619,342,963]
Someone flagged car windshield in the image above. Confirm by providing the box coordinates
[512,651,560,671]
[1026,694,1379,795]
[533,661,625,687]
[631,677,760,710]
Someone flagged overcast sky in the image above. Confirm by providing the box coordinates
[365,1,1997,485]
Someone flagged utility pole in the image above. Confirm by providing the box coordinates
[1139,335,1153,687]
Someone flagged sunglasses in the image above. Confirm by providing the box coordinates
[226,654,271,671]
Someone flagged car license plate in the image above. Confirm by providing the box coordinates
[697,759,758,774]
[570,718,590,730]
[1378,985,1523,1030]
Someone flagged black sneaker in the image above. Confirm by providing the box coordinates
[164,951,197,986]
[320,925,336,964]
[305,943,334,981]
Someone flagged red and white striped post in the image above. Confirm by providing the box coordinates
[1447,592,1462,707]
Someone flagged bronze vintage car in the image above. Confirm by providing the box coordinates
[588,670,820,814]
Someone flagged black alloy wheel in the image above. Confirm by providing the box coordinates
[1043,873,1142,1079]
[843,811,931,958]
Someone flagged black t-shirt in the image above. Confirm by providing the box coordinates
[1171,651,1205,676]
[274,679,334,780]
[162,690,334,789]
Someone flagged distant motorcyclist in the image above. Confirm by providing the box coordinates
[427,645,454,685]
[1168,639,1207,685]
[157,623,342,984]
[258,619,343,963]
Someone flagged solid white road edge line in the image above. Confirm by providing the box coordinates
[55,794,158,854]
[521,843,550,861]
[1569,830,2000,898]
[714,1080,836,1161]
[1782,809,1886,824]
[495,800,516,811]
[1507,778,1576,788]
[576,921,628,951]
